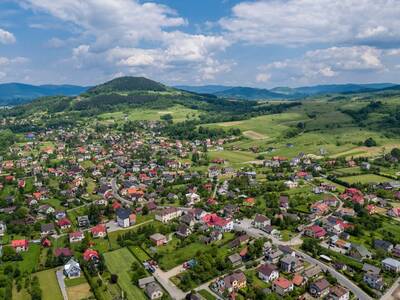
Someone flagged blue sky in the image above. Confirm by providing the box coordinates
[1,0,400,87]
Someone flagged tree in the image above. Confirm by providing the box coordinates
[391,148,400,159]
[364,137,377,147]
[110,274,118,284]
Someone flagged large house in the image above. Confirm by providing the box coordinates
[63,258,81,278]
[116,208,136,228]
[215,271,247,294]
[202,213,233,232]
[91,224,107,238]
[258,263,279,283]
[382,258,400,273]
[254,214,271,228]
[304,225,327,239]
[11,239,29,252]
[155,207,182,223]
[272,277,293,296]
[310,278,330,298]
[145,282,163,299]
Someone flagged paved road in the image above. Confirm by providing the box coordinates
[110,177,133,205]
[56,268,68,300]
[154,267,187,300]
[296,250,372,300]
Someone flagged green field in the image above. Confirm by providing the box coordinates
[129,246,151,262]
[340,174,391,184]
[198,289,217,300]
[36,269,63,300]
[103,248,147,300]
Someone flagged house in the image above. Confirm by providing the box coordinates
[202,213,233,232]
[57,218,72,230]
[310,278,330,298]
[155,207,182,223]
[284,181,298,189]
[272,277,293,296]
[145,282,163,299]
[374,240,393,252]
[138,276,155,289]
[69,231,84,243]
[176,224,192,238]
[387,208,400,218]
[254,214,271,228]
[349,244,372,260]
[280,255,303,273]
[229,234,250,248]
[150,233,167,246]
[328,285,350,300]
[266,249,283,264]
[77,215,90,228]
[258,263,279,283]
[0,221,6,236]
[304,225,327,239]
[382,258,400,273]
[363,272,384,290]
[180,214,195,227]
[216,271,247,294]
[63,258,81,278]
[11,239,29,252]
[41,223,55,236]
[228,253,243,267]
[279,195,289,209]
[83,249,99,262]
[278,245,296,257]
[116,208,136,228]
[91,224,107,238]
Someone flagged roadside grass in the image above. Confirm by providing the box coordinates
[198,289,217,300]
[103,248,147,300]
[35,268,63,300]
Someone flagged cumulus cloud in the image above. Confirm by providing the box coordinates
[0,56,29,82]
[260,46,400,85]
[18,0,231,82]
[256,73,271,82]
[0,28,16,44]
[220,0,400,46]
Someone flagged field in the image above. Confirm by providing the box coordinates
[36,269,63,300]
[66,282,92,300]
[340,174,391,184]
[205,100,400,159]
[103,248,147,300]
[199,289,217,300]
[97,105,199,124]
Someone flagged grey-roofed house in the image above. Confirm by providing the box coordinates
[228,253,242,266]
[138,276,155,289]
[63,258,81,278]
[349,244,372,260]
[382,258,400,273]
[145,282,163,299]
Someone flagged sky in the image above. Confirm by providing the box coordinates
[1,0,400,88]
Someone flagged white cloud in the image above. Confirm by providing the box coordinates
[0,56,29,82]
[18,0,231,83]
[260,46,400,85]
[220,0,400,46]
[256,73,271,82]
[0,28,16,44]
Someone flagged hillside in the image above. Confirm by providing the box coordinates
[0,83,88,105]
[214,86,294,100]
[87,76,167,94]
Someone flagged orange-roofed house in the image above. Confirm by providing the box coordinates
[90,224,107,238]
[272,277,293,296]
[243,197,255,207]
[83,249,99,261]
[11,239,29,252]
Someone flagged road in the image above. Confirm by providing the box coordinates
[154,267,187,300]
[110,177,133,205]
[381,277,400,300]
[56,268,68,300]
[296,250,372,300]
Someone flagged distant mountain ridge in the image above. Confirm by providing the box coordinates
[0,83,88,105]
[176,82,398,100]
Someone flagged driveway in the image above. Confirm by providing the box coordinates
[56,268,68,300]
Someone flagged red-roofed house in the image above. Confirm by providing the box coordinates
[202,213,233,232]
[272,278,293,296]
[69,231,84,243]
[304,225,327,239]
[58,218,72,230]
[11,239,29,252]
[91,224,107,238]
[83,249,99,261]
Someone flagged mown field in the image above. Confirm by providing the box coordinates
[103,248,147,300]
[340,174,391,184]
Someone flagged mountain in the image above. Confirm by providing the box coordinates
[294,83,397,95]
[175,85,233,94]
[214,86,291,100]
[0,83,88,105]
[88,76,167,94]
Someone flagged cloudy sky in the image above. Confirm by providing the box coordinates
[1,0,400,87]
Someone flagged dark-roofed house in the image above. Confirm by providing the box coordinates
[41,223,55,236]
[258,263,279,283]
[254,214,271,228]
[310,278,330,298]
[349,244,372,261]
[228,253,242,267]
[363,272,384,291]
[116,208,136,228]
[145,282,163,299]
[63,258,81,279]
[280,255,303,273]
[328,285,350,300]
[374,240,393,252]
[176,224,192,238]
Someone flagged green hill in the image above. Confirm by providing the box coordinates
[87,76,167,94]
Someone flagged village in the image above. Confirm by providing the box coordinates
[0,121,400,300]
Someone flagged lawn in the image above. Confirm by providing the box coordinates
[340,174,391,184]
[66,283,92,300]
[103,248,147,300]
[35,269,63,300]
[198,289,217,300]
[208,150,258,164]
[129,246,151,262]
[16,244,41,273]
[65,276,87,287]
